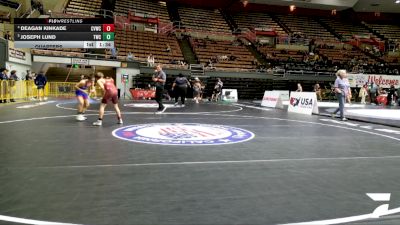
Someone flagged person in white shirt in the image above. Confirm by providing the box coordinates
[296,83,303,92]
[127,52,134,61]
[147,54,155,67]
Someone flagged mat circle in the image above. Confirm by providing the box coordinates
[112,123,255,146]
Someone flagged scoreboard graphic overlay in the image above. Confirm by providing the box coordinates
[14,18,115,49]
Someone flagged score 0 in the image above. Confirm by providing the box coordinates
[102,24,114,32]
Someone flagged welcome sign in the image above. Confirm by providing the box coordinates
[347,74,400,88]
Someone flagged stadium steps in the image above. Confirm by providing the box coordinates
[269,14,292,34]
[239,37,268,67]
[166,2,181,25]
[178,38,198,64]
[220,10,238,33]
[317,19,344,41]
[102,0,116,12]
[361,21,387,41]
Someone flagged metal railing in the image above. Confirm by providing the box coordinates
[0,80,38,101]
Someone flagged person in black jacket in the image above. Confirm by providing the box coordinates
[387,85,397,106]
[172,73,190,107]
[4,31,11,40]
[34,72,47,101]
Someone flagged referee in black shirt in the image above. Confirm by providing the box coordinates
[153,65,167,113]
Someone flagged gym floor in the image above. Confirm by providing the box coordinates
[1,99,400,225]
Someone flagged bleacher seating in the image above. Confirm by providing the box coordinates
[178,7,231,33]
[65,0,102,17]
[320,18,378,41]
[277,15,337,42]
[258,46,306,63]
[114,0,170,23]
[0,10,10,22]
[383,55,400,67]
[232,12,286,36]
[0,0,20,9]
[191,38,257,71]
[114,28,185,66]
[367,23,400,42]
[31,49,86,58]
[316,47,375,65]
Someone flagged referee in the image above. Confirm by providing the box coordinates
[152,64,167,113]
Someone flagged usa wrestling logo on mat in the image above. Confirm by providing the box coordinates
[112,123,255,145]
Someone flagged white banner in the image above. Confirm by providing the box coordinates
[347,74,400,88]
[261,91,283,109]
[222,89,238,103]
[273,90,290,101]
[72,58,89,65]
[288,92,319,115]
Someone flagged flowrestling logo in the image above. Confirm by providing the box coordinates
[112,123,255,145]
[290,97,314,108]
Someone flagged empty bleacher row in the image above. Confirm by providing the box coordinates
[65,0,102,17]
[0,10,10,23]
[367,23,400,42]
[276,14,337,42]
[114,28,185,66]
[258,43,382,74]
[258,46,306,63]
[320,18,378,41]
[114,0,170,23]
[232,12,286,36]
[0,0,20,9]
[190,38,257,71]
[178,7,231,34]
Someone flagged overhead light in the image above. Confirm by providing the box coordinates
[396,0,400,4]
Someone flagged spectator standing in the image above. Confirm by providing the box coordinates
[296,83,303,92]
[345,77,352,104]
[314,83,322,101]
[397,87,400,106]
[9,70,18,102]
[387,85,396,106]
[111,47,118,59]
[369,82,377,104]
[358,84,368,104]
[211,78,223,102]
[34,71,47,101]
[4,31,11,40]
[127,52,134,61]
[332,70,351,121]
[147,54,155,67]
[26,71,35,100]
[0,68,9,103]
[192,77,202,104]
